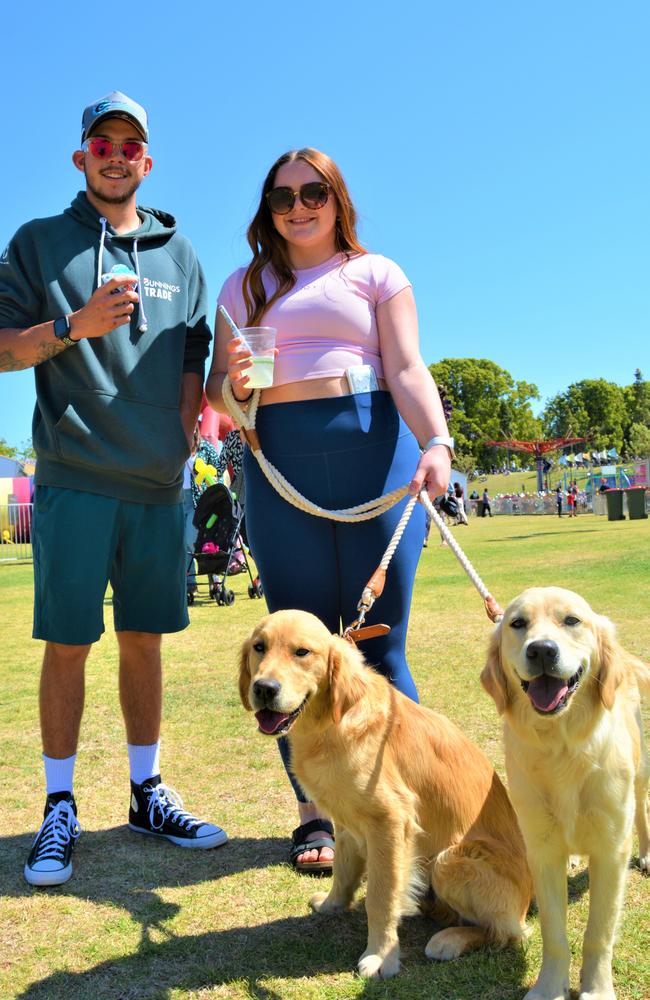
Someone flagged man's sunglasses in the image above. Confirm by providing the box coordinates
[83,138,147,162]
[266,181,331,215]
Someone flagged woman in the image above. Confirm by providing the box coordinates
[207,148,452,872]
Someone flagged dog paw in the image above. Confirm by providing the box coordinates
[357,947,400,979]
[310,891,343,913]
[578,992,616,1000]
[638,851,649,874]
[425,927,471,961]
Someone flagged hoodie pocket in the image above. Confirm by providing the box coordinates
[53,390,189,487]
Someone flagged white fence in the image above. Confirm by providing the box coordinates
[0,503,33,562]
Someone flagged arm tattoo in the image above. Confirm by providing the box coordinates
[0,349,28,372]
[34,339,67,365]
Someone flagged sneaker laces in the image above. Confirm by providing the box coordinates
[143,783,202,832]
[32,801,80,862]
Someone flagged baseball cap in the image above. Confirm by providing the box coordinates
[81,91,149,143]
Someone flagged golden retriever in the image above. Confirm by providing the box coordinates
[481,587,650,1000]
[239,609,532,979]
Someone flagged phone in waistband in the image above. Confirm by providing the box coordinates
[345,364,379,394]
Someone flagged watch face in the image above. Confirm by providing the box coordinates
[54,316,70,339]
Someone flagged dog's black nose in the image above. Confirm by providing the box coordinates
[526,640,560,671]
[252,678,281,705]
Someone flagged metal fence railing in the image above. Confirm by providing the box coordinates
[0,503,33,562]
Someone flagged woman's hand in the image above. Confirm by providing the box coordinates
[227,337,253,400]
[409,445,452,502]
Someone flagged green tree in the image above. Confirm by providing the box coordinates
[627,422,650,459]
[429,358,541,468]
[0,438,17,459]
[16,440,36,463]
[542,379,627,452]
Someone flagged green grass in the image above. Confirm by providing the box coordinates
[1,514,649,999]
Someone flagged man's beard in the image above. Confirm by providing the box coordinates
[86,172,141,205]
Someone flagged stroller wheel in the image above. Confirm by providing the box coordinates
[224,589,235,606]
[249,580,264,599]
[187,591,195,606]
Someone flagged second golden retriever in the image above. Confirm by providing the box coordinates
[239,609,532,978]
[481,587,650,1000]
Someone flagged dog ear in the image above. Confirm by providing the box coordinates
[238,636,253,711]
[480,625,511,714]
[328,637,366,724]
[595,615,625,710]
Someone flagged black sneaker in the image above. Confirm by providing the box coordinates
[128,775,227,849]
[24,792,80,886]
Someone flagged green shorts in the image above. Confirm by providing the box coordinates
[32,486,189,645]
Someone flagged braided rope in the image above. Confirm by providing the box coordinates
[223,379,409,521]
[223,378,503,621]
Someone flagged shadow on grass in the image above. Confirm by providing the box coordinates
[1,827,288,901]
[14,903,531,1000]
[3,828,531,999]
[485,528,601,542]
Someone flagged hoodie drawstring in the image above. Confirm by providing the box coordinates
[132,238,148,333]
[97,217,148,334]
[97,217,108,289]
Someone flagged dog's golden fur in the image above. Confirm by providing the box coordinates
[239,609,532,978]
[481,587,650,1000]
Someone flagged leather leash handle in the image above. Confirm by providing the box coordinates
[344,624,391,645]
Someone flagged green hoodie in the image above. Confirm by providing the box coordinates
[0,192,211,504]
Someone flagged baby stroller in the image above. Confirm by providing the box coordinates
[189,482,263,606]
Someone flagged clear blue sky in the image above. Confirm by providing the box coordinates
[2,1,648,448]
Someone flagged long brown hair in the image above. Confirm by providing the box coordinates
[242,148,367,325]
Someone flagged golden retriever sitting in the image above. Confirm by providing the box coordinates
[481,587,650,1000]
[239,610,532,979]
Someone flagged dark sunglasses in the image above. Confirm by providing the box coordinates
[84,137,147,162]
[266,181,331,215]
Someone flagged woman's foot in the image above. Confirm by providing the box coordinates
[289,819,335,873]
[290,802,334,872]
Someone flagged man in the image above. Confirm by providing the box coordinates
[0,92,227,887]
[481,487,492,517]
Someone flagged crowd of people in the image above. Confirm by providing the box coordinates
[0,91,454,884]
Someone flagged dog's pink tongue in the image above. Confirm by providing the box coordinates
[527,675,569,713]
[255,709,290,735]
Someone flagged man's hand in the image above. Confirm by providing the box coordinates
[69,276,139,340]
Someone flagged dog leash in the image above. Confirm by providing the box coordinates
[220,323,503,627]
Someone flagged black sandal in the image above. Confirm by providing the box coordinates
[289,819,335,874]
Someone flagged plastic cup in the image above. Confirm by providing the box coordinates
[240,326,277,388]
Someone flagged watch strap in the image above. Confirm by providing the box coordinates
[422,434,455,459]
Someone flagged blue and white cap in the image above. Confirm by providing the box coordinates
[81,91,148,143]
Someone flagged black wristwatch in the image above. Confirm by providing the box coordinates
[53,315,77,348]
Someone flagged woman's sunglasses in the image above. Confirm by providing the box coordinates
[83,137,147,162]
[266,181,331,215]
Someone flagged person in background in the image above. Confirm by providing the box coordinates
[207,147,452,873]
[453,481,468,525]
[556,484,563,517]
[0,91,227,887]
[481,488,492,517]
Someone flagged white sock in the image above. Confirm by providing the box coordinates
[128,742,160,785]
[43,753,76,796]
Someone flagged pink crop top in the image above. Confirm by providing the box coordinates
[217,252,411,386]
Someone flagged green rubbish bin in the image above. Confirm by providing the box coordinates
[625,487,648,520]
[605,489,625,521]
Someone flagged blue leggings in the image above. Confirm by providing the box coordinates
[243,391,425,802]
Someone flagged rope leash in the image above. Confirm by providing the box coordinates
[221,351,503,628]
[223,376,409,521]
